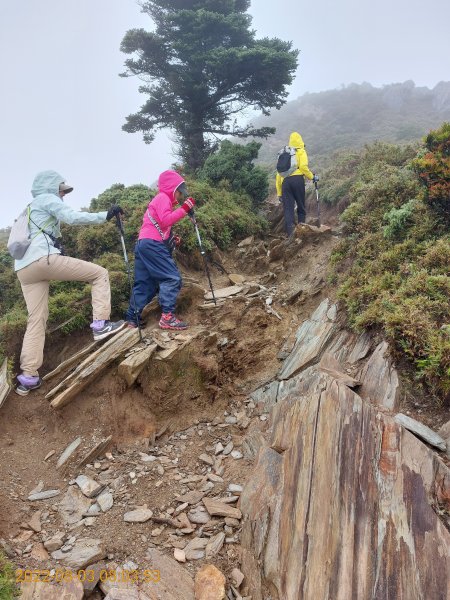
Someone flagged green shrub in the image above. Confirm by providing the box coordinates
[332,136,450,400]
[0,552,18,599]
[198,140,269,209]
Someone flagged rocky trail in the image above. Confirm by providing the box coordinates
[0,213,449,600]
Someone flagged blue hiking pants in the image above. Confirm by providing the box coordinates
[125,238,182,324]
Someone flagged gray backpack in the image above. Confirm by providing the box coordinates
[7,206,31,260]
[7,206,55,260]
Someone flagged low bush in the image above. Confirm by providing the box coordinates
[332,129,450,400]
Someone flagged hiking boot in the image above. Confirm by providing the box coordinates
[159,312,188,331]
[92,320,126,341]
[15,374,43,396]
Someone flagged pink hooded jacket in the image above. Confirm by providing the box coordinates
[139,170,187,242]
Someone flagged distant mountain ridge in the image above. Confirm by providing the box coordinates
[252,81,450,165]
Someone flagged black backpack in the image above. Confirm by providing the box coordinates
[276,146,297,177]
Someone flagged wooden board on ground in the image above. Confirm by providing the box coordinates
[118,343,158,386]
[48,328,141,409]
[43,341,99,382]
[0,359,11,410]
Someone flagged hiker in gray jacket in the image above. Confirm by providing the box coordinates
[14,170,125,396]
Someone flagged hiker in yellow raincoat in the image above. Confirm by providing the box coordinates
[276,131,318,235]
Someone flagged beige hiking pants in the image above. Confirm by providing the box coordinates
[17,254,111,376]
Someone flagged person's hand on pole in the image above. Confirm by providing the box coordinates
[106,205,124,221]
[181,197,196,215]
[312,174,319,184]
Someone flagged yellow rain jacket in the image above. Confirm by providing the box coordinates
[276,131,314,196]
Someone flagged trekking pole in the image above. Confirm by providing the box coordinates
[188,210,217,305]
[115,214,143,341]
[314,181,321,227]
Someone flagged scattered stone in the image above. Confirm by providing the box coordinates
[174,548,186,563]
[230,450,243,460]
[208,474,224,484]
[225,517,241,528]
[188,507,210,524]
[139,452,156,463]
[199,453,214,466]
[75,475,102,498]
[195,564,226,600]
[44,450,56,461]
[225,416,238,425]
[78,436,113,468]
[44,535,64,552]
[28,490,60,502]
[205,532,225,559]
[231,567,245,588]
[174,502,189,516]
[51,538,105,570]
[228,273,246,285]
[124,508,153,523]
[222,441,234,455]
[228,484,243,495]
[205,285,243,300]
[97,492,114,512]
[237,236,254,248]
[215,442,224,455]
[184,537,208,560]
[394,413,447,451]
[81,561,105,595]
[57,437,82,469]
[203,498,242,519]
[175,490,205,505]
[30,543,50,562]
[28,511,42,533]
[59,486,92,525]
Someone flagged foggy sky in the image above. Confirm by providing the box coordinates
[1,0,449,228]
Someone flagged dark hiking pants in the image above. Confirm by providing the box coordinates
[282,174,306,235]
[125,238,182,324]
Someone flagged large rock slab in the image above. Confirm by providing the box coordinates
[142,548,195,599]
[278,299,339,380]
[51,538,105,570]
[395,413,447,451]
[240,374,450,600]
[20,579,84,600]
[359,340,400,410]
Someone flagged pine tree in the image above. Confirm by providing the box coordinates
[121,0,298,171]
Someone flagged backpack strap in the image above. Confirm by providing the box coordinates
[147,210,166,241]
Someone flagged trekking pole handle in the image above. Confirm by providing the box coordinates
[115,213,125,235]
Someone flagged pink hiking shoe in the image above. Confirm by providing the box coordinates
[159,312,188,331]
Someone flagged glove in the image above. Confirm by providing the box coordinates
[173,235,182,247]
[106,205,124,221]
[181,197,196,214]
[312,174,319,183]
[278,196,283,202]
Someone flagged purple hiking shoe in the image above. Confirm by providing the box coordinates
[15,374,43,397]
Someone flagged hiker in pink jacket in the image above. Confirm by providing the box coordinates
[125,170,195,330]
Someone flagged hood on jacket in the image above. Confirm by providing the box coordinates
[289,132,305,149]
[158,170,185,204]
[31,170,66,198]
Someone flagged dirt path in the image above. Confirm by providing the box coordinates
[0,226,338,595]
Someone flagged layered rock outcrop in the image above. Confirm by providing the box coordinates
[240,299,450,600]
